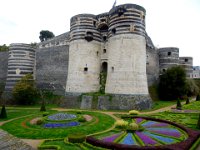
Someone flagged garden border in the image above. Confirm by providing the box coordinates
[86,116,200,150]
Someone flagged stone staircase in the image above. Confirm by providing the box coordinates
[0,129,33,150]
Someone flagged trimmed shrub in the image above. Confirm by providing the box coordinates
[185,97,190,104]
[176,99,182,110]
[0,105,7,119]
[129,110,139,115]
[36,119,44,125]
[40,102,46,112]
[196,94,200,101]
[197,114,200,129]
[115,120,128,129]
[128,122,139,131]
[78,116,86,122]
[68,133,86,143]
[42,112,49,117]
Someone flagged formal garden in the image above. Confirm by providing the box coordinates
[0,67,200,149]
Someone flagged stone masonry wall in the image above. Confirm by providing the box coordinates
[36,45,69,95]
[0,51,8,89]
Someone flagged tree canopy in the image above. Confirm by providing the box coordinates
[158,66,187,100]
[39,30,55,42]
[0,44,9,51]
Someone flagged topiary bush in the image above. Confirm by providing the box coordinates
[78,116,86,122]
[40,102,46,112]
[36,119,44,125]
[0,105,7,119]
[115,120,128,129]
[68,133,86,143]
[176,99,182,110]
[196,94,200,101]
[185,97,190,104]
[129,110,139,115]
[128,122,139,131]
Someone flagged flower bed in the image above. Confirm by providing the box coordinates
[44,121,80,128]
[47,113,77,121]
[87,116,200,150]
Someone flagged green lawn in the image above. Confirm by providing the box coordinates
[0,111,115,139]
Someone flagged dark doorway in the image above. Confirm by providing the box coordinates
[101,62,108,73]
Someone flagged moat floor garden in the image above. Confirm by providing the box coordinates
[0,100,199,150]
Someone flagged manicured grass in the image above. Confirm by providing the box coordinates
[151,101,177,110]
[1,111,115,139]
[150,112,199,130]
[0,108,40,121]
[182,101,200,110]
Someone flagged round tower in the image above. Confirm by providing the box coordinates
[179,57,193,78]
[158,47,179,74]
[66,14,101,94]
[5,43,36,91]
[105,4,148,95]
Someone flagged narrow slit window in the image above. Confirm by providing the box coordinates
[103,49,106,53]
[168,52,171,56]
[112,28,116,34]
[84,67,88,72]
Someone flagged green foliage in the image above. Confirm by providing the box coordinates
[39,30,55,42]
[68,133,86,143]
[78,116,86,122]
[196,94,200,101]
[0,105,7,118]
[186,79,199,97]
[197,114,200,129]
[129,110,139,115]
[176,99,182,110]
[43,112,50,117]
[149,84,159,101]
[36,119,44,125]
[99,72,107,94]
[185,97,190,104]
[0,44,9,51]
[12,74,38,105]
[159,66,187,100]
[40,101,46,111]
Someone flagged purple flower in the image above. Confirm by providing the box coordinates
[102,133,122,142]
[135,131,157,145]
[44,121,80,128]
[135,118,144,124]
[145,123,169,128]
[147,128,181,138]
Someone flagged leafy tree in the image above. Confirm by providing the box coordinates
[159,66,187,100]
[0,44,9,51]
[39,30,55,42]
[12,74,38,105]
[196,94,200,101]
[185,79,199,97]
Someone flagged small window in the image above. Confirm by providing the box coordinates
[103,36,107,41]
[112,28,116,34]
[111,67,114,72]
[103,49,106,53]
[84,67,88,72]
[185,59,188,62]
[168,52,171,56]
[97,51,99,56]
[93,21,96,26]
[163,69,166,72]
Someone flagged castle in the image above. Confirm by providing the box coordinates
[0,4,194,110]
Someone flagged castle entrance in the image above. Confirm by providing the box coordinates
[101,62,107,73]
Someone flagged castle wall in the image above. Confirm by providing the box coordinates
[4,43,36,91]
[0,51,8,87]
[158,47,179,74]
[146,48,159,86]
[179,57,193,78]
[66,14,101,94]
[105,4,149,95]
[36,45,69,95]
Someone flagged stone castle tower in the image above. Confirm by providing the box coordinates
[66,4,149,97]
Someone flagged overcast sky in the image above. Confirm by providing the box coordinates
[0,0,200,65]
